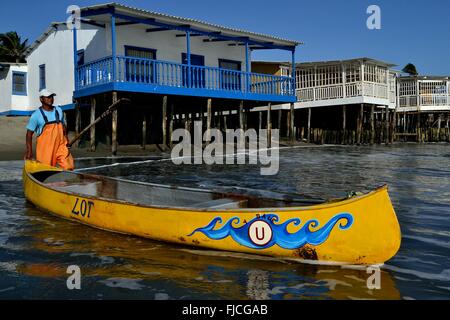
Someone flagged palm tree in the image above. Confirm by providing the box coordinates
[402,63,418,76]
[0,32,29,63]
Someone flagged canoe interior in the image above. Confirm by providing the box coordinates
[30,170,327,210]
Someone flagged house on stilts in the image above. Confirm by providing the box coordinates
[396,76,450,142]
[2,2,300,153]
[252,58,399,144]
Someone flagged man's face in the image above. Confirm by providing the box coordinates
[40,95,54,106]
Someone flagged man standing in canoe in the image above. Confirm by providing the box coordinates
[25,89,74,170]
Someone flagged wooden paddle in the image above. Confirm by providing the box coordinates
[67,98,130,148]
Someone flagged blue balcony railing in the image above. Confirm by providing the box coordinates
[75,55,295,100]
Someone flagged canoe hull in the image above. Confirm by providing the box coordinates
[23,160,401,265]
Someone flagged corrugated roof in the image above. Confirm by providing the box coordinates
[86,2,302,47]
[399,75,450,80]
[25,2,301,58]
[297,57,397,68]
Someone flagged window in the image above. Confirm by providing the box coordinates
[12,72,27,95]
[219,59,241,90]
[125,46,157,83]
[39,64,46,90]
[77,50,85,66]
[182,53,205,88]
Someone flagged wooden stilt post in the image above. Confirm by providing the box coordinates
[370,105,375,145]
[289,103,295,142]
[239,101,245,148]
[239,100,244,130]
[356,104,362,145]
[437,114,442,141]
[162,95,167,146]
[111,92,118,155]
[342,105,346,144]
[417,112,421,143]
[169,102,174,148]
[392,108,397,143]
[446,113,450,142]
[267,103,272,147]
[259,111,262,131]
[403,112,407,139]
[141,112,146,150]
[307,108,311,143]
[278,109,282,136]
[385,106,389,145]
[89,96,96,151]
[207,98,212,142]
[75,100,81,148]
[223,110,227,131]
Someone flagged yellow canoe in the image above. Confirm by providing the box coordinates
[23,160,401,265]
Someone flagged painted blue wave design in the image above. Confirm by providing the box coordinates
[188,213,353,250]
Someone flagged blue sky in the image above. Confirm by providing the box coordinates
[1,0,449,74]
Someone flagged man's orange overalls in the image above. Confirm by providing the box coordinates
[36,107,74,170]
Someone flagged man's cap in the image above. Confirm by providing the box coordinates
[39,89,56,97]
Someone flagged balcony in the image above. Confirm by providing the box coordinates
[74,56,295,102]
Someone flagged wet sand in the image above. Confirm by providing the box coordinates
[0,116,165,161]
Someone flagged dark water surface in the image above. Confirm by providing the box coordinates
[0,144,449,299]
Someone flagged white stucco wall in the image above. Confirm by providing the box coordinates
[110,23,248,69]
[26,24,102,110]
[0,64,29,113]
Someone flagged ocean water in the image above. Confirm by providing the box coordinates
[0,144,449,299]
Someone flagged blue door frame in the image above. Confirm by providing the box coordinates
[124,45,157,83]
[182,53,205,88]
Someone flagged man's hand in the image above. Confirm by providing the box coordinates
[25,130,34,160]
[24,149,33,160]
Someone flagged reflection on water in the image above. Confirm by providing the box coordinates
[0,144,449,299]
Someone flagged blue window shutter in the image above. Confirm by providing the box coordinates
[39,64,46,90]
[12,72,27,95]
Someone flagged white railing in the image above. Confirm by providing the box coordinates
[296,81,388,102]
[399,96,418,107]
[420,94,449,106]
[362,83,388,99]
[296,88,314,101]
[399,94,450,107]
[345,83,361,97]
